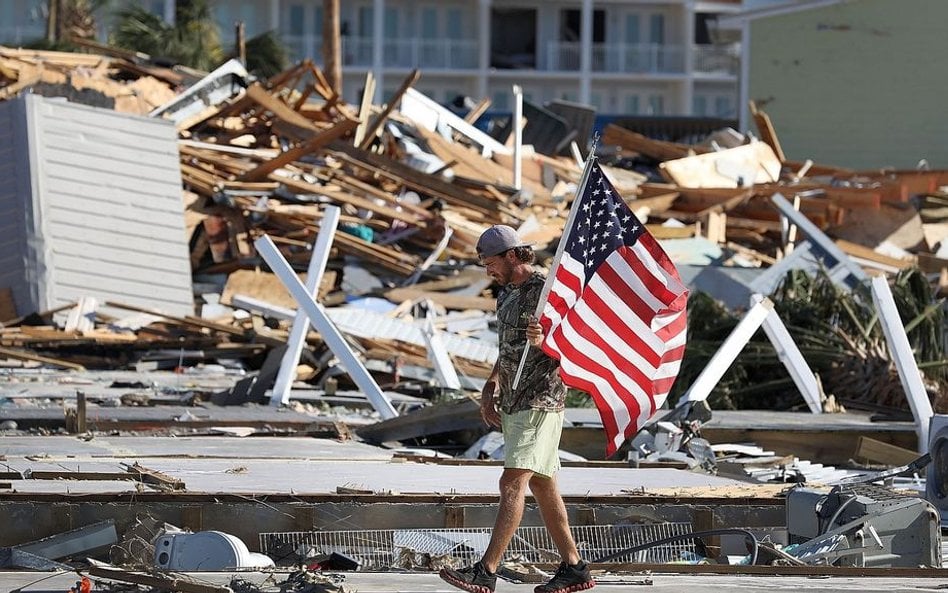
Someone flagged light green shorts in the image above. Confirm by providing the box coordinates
[501,408,564,478]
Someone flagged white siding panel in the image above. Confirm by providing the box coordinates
[0,99,31,316]
[44,169,187,209]
[46,200,185,237]
[50,232,194,261]
[28,96,194,316]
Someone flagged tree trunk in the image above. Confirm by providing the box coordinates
[322,0,342,94]
[45,0,60,42]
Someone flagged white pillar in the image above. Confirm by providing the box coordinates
[269,206,341,407]
[579,0,593,105]
[477,0,491,100]
[680,298,773,405]
[256,235,399,420]
[871,276,934,453]
[164,0,175,24]
[738,19,751,132]
[682,2,695,114]
[372,0,385,104]
[513,84,523,191]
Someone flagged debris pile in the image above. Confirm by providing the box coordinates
[0,51,946,451]
[0,45,183,113]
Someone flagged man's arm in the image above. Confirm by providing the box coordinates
[480,360,501,428]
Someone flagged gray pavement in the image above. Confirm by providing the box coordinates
[2,569,948,593]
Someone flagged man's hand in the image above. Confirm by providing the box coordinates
[525,316,543,347]
[480,380,501,428]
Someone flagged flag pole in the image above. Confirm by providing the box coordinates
[511,137,599,390]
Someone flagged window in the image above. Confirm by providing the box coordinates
[695,13,715,44]
[490,8,536,69]
[625,14,640,44]
[446,8,462,39]
[590,93,603,111]
[385,7,399,38]
[715,96,734,117]
[421,7,437,39]
[693,95,707,116]
[559,9,605,43]
[647,94,664,115]
[314,6,323,35]
[649,14,665,45]
[625,95,640,115]
[492,90,509,110]
[357,6,372,37]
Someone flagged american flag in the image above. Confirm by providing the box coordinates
[538,160,689,457]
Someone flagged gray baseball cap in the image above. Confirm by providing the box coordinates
[476,225,529,258]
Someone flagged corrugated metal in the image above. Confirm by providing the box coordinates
[25,96,193,315]
[0,99,30,317]
[325,307,498,364]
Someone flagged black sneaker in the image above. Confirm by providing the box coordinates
[534,560,595,593]
[439,561,497,593]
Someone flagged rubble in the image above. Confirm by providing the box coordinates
[1,43,948,589]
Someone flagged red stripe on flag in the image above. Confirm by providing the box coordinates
[550,328,652,420]
[638,233,682,280]
[553,260,583,296]
[616,245,681,307]
[580,284,662,368]
[654,307,688,343]
[557,310,656,391]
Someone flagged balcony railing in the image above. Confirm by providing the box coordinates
[693,45,739,75]
[546,41,686,74]
[282,35,736,77]
[284,35,478,70]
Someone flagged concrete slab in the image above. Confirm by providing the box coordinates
[0,435,390,459]
[0,569,940,593]
[0,454,749,495]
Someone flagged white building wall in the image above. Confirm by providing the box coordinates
[0,98,34,317]
[13,96,195,316]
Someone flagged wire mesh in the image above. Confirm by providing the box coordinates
[260,522,696,569]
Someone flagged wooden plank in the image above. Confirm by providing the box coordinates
[357,398,481,444]
[241,117,358,182]
[659,142,782,189]
[352,71,375,147]
[0,347,86,371]
[279,176,422,225]
[331,144,501,214]
[749,100,786,162]
[836,239,915,270]
[220,268,337,309]
[359,69,420,150]
[854,435,920,466]
[415,123,549,201]
[103,301,248,337]
[124,462,186,491]
[0,288,16,323]
[701,427,917,466]
[601,124,710,161]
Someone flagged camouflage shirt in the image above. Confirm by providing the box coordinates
[495,272,567,414]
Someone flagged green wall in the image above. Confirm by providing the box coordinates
[749,0,948,170]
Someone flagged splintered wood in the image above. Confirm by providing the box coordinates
[3,47,948,385]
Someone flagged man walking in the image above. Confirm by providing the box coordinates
[439,225,596,593]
